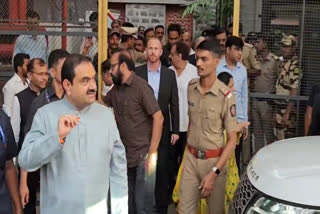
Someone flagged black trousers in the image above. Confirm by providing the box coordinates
[23,171,39,214]
[235,135,244,176]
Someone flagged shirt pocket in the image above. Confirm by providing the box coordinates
[202,109,221,133]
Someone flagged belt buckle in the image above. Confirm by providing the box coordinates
[197,150,206,159]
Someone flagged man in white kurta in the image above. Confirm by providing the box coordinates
[18,54,128,214]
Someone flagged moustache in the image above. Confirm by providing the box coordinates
[86,89,96,95]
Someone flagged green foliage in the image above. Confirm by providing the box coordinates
[182,0,234,26]
[182,0,216,22]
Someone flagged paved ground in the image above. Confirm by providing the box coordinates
[168,204,177,214]
[36,201,177,214]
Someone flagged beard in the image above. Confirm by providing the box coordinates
[111,68,123,86]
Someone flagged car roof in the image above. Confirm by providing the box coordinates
[247,136,320,207]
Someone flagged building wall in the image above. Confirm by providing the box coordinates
[166,5,193,34]
[110,3,193,34]
[240,0,262,34]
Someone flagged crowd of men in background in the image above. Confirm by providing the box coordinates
[1,9,319,214]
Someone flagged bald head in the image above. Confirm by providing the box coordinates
[181,32,193,49]
[147,37,162,48]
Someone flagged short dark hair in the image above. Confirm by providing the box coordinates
[101,59,111,74]
[27,58,46,73]
[136,35,144,42]
[136,35,146,46]
[13,53,30,73]
[118,52,135,72]
[256,32,272,47]
[48,49,70,69]
[202,26,227,39]
[174,41,190,61]
[197,39,222,57]
[122,22,134,27]
[89,12,98,22]
[61,54,91,84]
[226,36,244,49]
[155,25,164,30]
[144,28,154,37]
[217,72,233,86]
[167,24,181,36]
[138,26,145,32]
[121,34,133,43]
[26,10,40,19]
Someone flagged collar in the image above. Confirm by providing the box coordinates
[258,51,272,62]
[172,62,189,74]
[192,78,220,96]
[221,56,241,69]
[189,48,195,55]
[124,72,134,86]
[147,62,161,73]
[265,52,273,61]
[27,86,40,95]
[62,96,91,113]
[46,86,63,100]
[13,73,28,85]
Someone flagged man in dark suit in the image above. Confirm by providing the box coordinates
[135,37,179,214]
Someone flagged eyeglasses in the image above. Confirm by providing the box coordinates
[32,72,49,77]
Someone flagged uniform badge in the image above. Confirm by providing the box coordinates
[230,104,236,117]
[293,68,300,74]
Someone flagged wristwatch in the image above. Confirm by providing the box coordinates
[212,167,221,175]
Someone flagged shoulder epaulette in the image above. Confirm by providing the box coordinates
[271,53,279,60]
[219,85,233,99]
[244,42,254,48]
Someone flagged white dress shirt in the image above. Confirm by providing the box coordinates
[102,84,114,96]
[11,96,21,143]
[169,62,198,132]
[2,73,28,117]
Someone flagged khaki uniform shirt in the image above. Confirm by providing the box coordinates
[254,52,280,93]
[128,48,146,65]
[187,79,238,150]
[276,56,300,96]
[242,42,261,72]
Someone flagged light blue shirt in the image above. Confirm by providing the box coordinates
[13,35,48,62]
[216,57,248,122]
[18,98,128,214]
[147,63,161,100]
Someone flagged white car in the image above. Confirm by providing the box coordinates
[230,136,320,213]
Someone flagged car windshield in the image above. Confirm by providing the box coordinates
[245,196,320,214]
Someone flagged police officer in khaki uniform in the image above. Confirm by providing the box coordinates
[275,35,301,140]
[242,32,261,78]
[241,33,261,165]
[252,33,279,152]
[178,39,238,213]
[120,26,147,66]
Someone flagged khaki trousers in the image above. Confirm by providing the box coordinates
[178,150,227,214]
[252,100,274,152]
